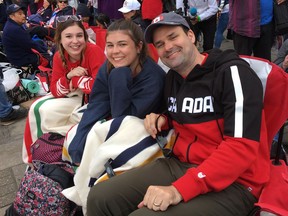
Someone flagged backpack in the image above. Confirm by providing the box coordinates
[13,163,74,216]
[31,132,65,164]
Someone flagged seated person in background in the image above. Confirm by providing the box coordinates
[90,13,111,50]
[118,0,150,32]
[95,13,110,29]
[76,3,96,43]
[270,38,288,158]
[39,0,57,22]
[87,12,269,215]
[0,0,7,31]
[22,17,106,164]
[27,0,57,26]
[45,0,74,28]
[76,3,92,26]
[2,4,49,68]
[87,0,98,17]
[28,0,74,40]
[0,70,28,126]
[274,38,288,72]
[21,0,38,15]
[67,19,166,165]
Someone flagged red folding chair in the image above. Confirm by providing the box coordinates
[31,48,52,92]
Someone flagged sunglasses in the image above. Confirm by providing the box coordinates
[58,0,68,3]
[155,115,178,158]
[56,15,82,23]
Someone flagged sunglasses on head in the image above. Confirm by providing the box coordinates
[58,0,68,3]
[56,15,82,23]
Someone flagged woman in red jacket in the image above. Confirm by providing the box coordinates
[22,17,106,164]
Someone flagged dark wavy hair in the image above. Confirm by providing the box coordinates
[105,19,148,73]
[95,13,111,29]
[54,19,88,70]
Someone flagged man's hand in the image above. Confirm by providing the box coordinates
[144,113,166,139]
[138,185,183,211]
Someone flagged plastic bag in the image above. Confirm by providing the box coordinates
[2,67,22,91]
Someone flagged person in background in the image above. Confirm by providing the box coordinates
[22,17,105,164]
[76,3,92,26]
[229,0,274,61]
[176,0,218,51]
[76,3,96,43]
[2,4,48,68]
[67,19,166,165]
[92,12,110,50]
[270,38,288,163]
[28,0,74,40]
[87,12,269,216]
[214,0,229,48]
[46,0,74,27]
[37,0,56,22]
[87,0,98,17]
[21,0,38,15]
[95,12,110,29]
[26,0,56,27]
[274,38,288,72]
[118,0,150,32]
[0,69,28,125]
[0,0,7,31]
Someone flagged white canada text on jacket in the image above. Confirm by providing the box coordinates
[168,96,214,113]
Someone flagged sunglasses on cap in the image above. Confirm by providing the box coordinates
[56,15,82,23]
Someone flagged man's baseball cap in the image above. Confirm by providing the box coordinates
[144,12,191,43]
[118,0,140,13]
[6,4,25,15]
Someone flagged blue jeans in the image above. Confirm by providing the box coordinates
[0,79,12,118]
[214,12,229,48]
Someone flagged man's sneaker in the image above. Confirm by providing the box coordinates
[0,106,28,126]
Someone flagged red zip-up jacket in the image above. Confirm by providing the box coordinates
[164,49,270,201]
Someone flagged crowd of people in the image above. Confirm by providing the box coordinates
[0,0,288,215]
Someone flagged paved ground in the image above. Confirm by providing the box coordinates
[0,38,285,215]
